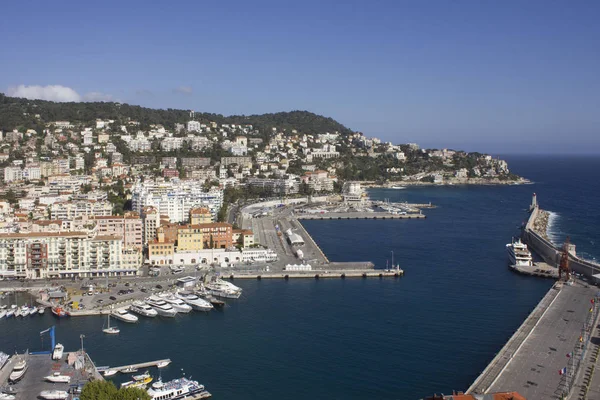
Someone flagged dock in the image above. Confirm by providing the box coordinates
[223,269,404,280]
[98,358,171,373]
[296,212,425,220]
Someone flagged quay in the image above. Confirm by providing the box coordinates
[223,268,404,280]
[296,211,425,220]
[97,358,171,373]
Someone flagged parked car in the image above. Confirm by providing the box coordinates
[109,296,117,301]
[155,284,163,289]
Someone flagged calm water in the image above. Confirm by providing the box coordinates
[1,155,599,399]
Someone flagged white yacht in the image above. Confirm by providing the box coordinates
[0,393,16,400]
[9,359,27,383]
[28,306,38,315]
[147,377,211,400]
[145,296,178,317]
[111,308,139,323]
[5,309,14,318]
[159,294,192,313]
[39,390,69,400]
[0,310,6,319]
[506,237,533,267]
[176,292,213,312]
[129,301,158,318]
[44,372,71,383]
[52,343,64,360]
[19,305,30,317]
[103,369,118,377]
[205,279,242,299]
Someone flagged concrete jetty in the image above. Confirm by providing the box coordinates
[99,358,171,373]
[296,211,425,220]
[223,269,404,280]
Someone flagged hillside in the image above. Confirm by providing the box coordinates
[0,94,353,136]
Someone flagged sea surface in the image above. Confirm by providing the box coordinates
[1,155,599,399]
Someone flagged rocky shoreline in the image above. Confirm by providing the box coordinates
[532,209,550,241]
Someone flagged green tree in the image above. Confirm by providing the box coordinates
[80,380,151,400]
[80,380,118,400]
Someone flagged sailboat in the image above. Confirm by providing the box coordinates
[390,251,401,271]
[102,313,120,334]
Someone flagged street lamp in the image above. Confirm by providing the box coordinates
[80,334,85,354]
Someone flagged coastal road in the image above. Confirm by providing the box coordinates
[487,283,598,399]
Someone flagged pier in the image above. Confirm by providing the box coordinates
[223,269,404,280]
[296,211,425,220]
[98,358,171,373]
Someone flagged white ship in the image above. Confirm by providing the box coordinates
[0,393,16,400]
[147,377,211,400]
[129,301,158,318]
[52,343,64,360]
[146,296,178,317]
[205,279,242,299]
[39,390,68,400]
[159,294,192,313]
[111,308,139,323]
[9,359,27,383]
[176,292,213,312]
[506,237,533,267]
[44,372,71,383]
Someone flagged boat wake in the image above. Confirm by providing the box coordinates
[546,211,561,245]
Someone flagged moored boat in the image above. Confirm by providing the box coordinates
[51,306,68,318]
[129,301,158,318]
[9,359,27,383]
[52,343,64,360]
[39,390,68,400]
[102,314,120,335]
[103,369,118,377]
[157,360,171,368]
[38,306,45,315]
[204,279,242,299]
[146,377,211,400]
[159,294,192,313]
[44,372,71,383]
[111,308,139,323]
[145,296,177,317]
[506,237,533,267]
[176,292,213,312]
[0,393,16,400]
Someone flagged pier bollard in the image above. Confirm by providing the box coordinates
[230,275,234,280]
[284,275,289,280]
[315,274,319,279]
[362,273,367,278]
[257,275,261,280]
[379,273,383,278]
[341,273,346,279]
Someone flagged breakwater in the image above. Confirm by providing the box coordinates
[522,204,600,278]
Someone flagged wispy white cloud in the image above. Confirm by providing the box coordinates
[173,86,193,95]
[7,84,114,103]
[8,84,81,102]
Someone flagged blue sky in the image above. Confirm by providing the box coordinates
[1,1,599,154]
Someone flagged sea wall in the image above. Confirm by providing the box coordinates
[522,206,600,278]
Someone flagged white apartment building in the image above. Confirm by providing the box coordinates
[50,201,113,220]
[131,181,223,223]
[0,232,139,279]
[4,166,23,182]
[187,120,201,132]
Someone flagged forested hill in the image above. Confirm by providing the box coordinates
[0,93,354,136]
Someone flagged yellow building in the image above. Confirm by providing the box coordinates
[189,207,212,225]
[148,227,175,260]
[176,226,204,251]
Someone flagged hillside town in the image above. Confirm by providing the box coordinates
[0,103,518,280]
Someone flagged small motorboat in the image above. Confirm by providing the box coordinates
[121,376,152,389]
[51,306,68,318]
[28,306,38,315]
[0,393,16,400]
[132,370,151,381]
[5,309,14,318]
[157,360,171,368]
[38,306,45,315]
[103,369,118,377]
[0,310,6,319]
[44,372,71,383]
[39,390,68,400]
[121,366,138,373]
[52,343,64,360]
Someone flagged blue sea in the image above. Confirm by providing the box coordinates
[1,155,599,399]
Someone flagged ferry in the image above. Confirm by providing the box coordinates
[52,343,64,360]
[129,301,158,318]
[121,375,152,389]
[506,237,533,267]
[146,377,211,400]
